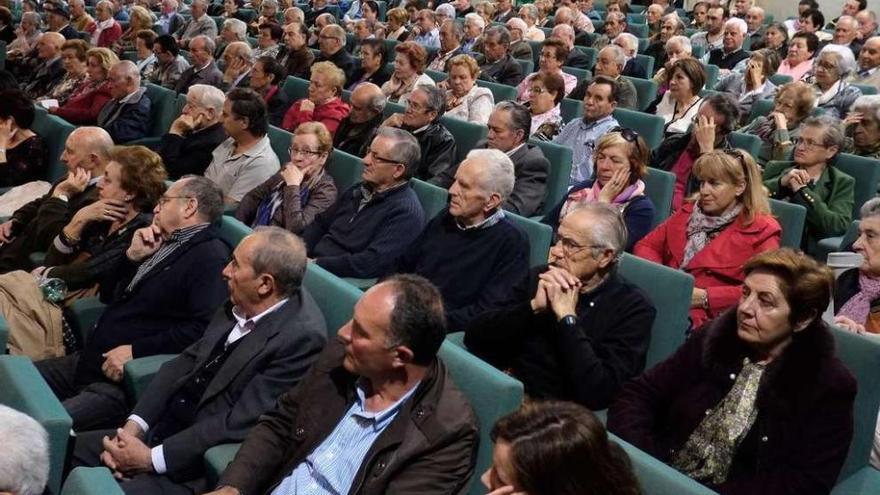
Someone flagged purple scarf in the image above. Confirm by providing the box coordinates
[838,272,880,326]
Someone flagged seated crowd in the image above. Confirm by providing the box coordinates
[2,0,880,494]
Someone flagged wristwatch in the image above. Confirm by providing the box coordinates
[559,315,578,327]
[55,193,69,202]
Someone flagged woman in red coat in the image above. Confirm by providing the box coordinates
[52,47,118,125]
[635,150,781,329]
[281,61,351,136]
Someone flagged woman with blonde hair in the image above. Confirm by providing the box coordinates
[39,39,90,106]
[636,150,781,328]
[281,61,351,136]
[52,47,119,124]
[385,7,411,41]
[237,122,337,234]
[111,5,154,54]
[444,54,494,124]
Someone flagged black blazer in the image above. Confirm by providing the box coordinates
[566,49,592,70]
[478,54,524,87]
[622,58,647,79]
[132,292,328,483]
[158,122,228,179]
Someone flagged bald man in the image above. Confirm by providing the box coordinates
[22,32,65,99]
[854,36,880,89]
[334,82,387,156]
[98,61,152,143]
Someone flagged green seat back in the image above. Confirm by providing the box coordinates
[561,97,584,122]
[411,178,449,220]
[437,340,524,495]
[528,138,573,216]
[303,263,363,334]
[61,467,124,495]
[382,38,399,54]
[217,215,253,248]
[205,443,242,486]
[0,355,73,495]
[267,125,293,163]
[124,354,177,401]
[612,434,719,495]
[507,212,552,267]
[382,100,406,119]
[327,149,364,193]
[613,107,664,150]
[854,84,878,96]
[31,110,76,182]
[749,98,775,121]
[440,115,489,163]
[833,154,880,219]
[527,39,543,67]
[211,15,224,31]
[144,82,179,137]
[638,37,649,53]
[633,54,655,79]
[627,13,646,24]
[628,22,649,38]
[120,50,138,62]
[574,45,598,70]
[425,69,448,83]
[768,73,792,86]
[238,8,257,23]
[618,254,694,368]
[643,167,675,228]
[768,198,807,249]
[0,313,7,352]
[729,131,762,161]
[621,75,659,112]
[475,79,517,102]
[282,75,310,102]
[516,58,534,76]
[702,63,720,89]
[562,65,591,81]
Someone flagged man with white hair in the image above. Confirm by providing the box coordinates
[70,0,97,32]
[834,16,864,58]
[551,23,591,69]
[505,18,535,61]
[690,5,726,53]
[216,18,247,60]
[390,148,530,331]
[646,3,664,38]
[853,36,880,89]
[159,84,228,178]
[283,7,304,25]
[856,11,878,42]
[174,0,217,48]
[220,41,254,91]
[593,11,626,51]
[157,0,184,36]
[98,61,152,143]
[0,405,49,495]
[462,12,484,54]
[745,6,765,48]
[615,33,648,79]
[21,32,65,99]
[703,17,749,70]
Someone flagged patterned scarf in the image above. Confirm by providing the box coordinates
[682,203,743,268]
[838,272,880,326]
[751,116,778,142]
[560,180,646,218]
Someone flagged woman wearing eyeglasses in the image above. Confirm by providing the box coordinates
[527,71,564,140]
[738,81,816,165]
[635,150,781,329]
[543,129,655,252]
[812,44,863,120]
[763,116,855,252]
[281,61,351,138]
[236,122,338,234]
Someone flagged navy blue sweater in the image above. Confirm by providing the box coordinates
[393,210,530,332]
[303,182,425,278]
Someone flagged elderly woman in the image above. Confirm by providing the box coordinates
[39,39,90,106]
[610,248,855,494]
[381,41,435,105]
[764,116,855,251]
[836,198,880,335]
[385,7,411,41]
[444,54,494,125]
[645,13,686,75]
[636,150,781,328]
[777,32,817,82]
[52,48,118,125]
[738,81,815,165]
[715,49,781,125]
[237,122,337,234]
[518,4,545,41]
[282,61,351,136]
[349,38,391,89]
[133,30,157,78]
[223,0,250,22]
[528,71,564,140]
[534,0,553,27]
[544,129,655,251]
[0,89,46,188]
[249,56,290,127]
[843,96,880,159]
[652,35,693,97]
[760,21,789,60]
[253,22,283,59]
[484,401,641,495]
[647,58,706,136]
[813,44,862,120]
[517,39,577,102]
[474,2,495,28]
[111,5,153,54]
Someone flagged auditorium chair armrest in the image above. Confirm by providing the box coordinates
[69,296,107,344]
[61,467,125,495]
[123,354,178,401]
[205,443,243,486]
[831,466,880,495]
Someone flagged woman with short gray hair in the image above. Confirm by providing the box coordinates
[812,44,862,119]
[843,95,880,159]
[0,405,49,495]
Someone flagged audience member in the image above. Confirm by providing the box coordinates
[690,5,726,54]
[97,60,152,143]
[569,45,638,110]
[644,13,686,74]
[813,44,863,119]
[111,5,153,55]
[505,18,535,61]
[636,150,781,328]
[70,0,97,33]
[702,18,750,71]
[554,76,620,184]
[248,56,288,127]
[835,198,880,336]
[647,58,706,136]
[855,11,878,43]
[777,32,818,81]
[461,12,485,55]
[334,82,386,157]
[609,248,854,494]
[428,20,466,72]
[651,35,693,97]
[0,89,46,188]
[278,22,313,80]
[593,11,626,51]
[527,71,564,140]
[478,25,524,87]
[39,39,89,106]
[237,122,338,232]
[467,203,656,408]
[313,24,357,84]
[219,41,254,92]
[205,88,280,205]
[0,7,14,45]
[282,61,351,135]
[517,39,576,102]
[518,4,545,41]
[854,36,880,89]
[348,38,392,89]
[158,84,228,179]
[385,7,411,42]
[382,41,435,105]
[616,33,648,79]
[89,1,123,48]
[744,6,766,48]
[758,21,789,60]
[412,9,440,49]
[148,34,191,90]
[550,23,589,70]
[833,16,863,58]
[739,81,816,164]
[764,116,855,251]
[0,405,49,495]
[444,54,494,125]
[254,22,282,59]
[21,33,65,100]
[303,127,425,278]
[133,30,158,79]
[174,0,217,48]
[156,0,185,36]
[715,48,781,124]
[174,35,224,93]
[844,95,880,158]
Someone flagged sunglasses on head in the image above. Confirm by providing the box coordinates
[609,126,640,143]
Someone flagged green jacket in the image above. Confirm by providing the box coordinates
[763,161,854,251]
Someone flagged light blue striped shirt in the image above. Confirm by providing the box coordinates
[553,114,619,185]
[270,381,420,495]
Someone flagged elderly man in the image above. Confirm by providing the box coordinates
[220,41,254,91]
[428,20,465,72]
[854,36,880,88]
[21,33,65,99]
[466,203,656,410]
[98,61,152,143]
[0,405,49,495]
[462,13,484,54]
[478,25,524,86]
[554,76,620,185]
[216,18,247,60]
[518,5,545,41]
[484,102,548,217]
[174,0,217,48]
[745,6,765,48]
[312,24,357,85]
[391,149,530,331]
[616,33,648,79]
[646,3,664,38]
[412,9,441,49]
[304,128,425,279]
[70,0,97,32]
[204,274,477,495]
[834,16,863,58]
[159,84,228,179]
[828,0,865,30]
[856,11,878,42]
[283,7,303,25]
[157,0,185,36]
[505,18,535,61]
[36,176,230,430]
[0,128,112,273]
[43,0,79,40]
[205,88,279,205]
[593,11,626,51]
[278,22,313,79]
[556,4,593,35]
[494,0,515,23]
[175,35,223,93]
[71,228,328,493]
[551,23,590,70]
[569,45,638,109]
[702,17,750,71]
[334,82,386,156]
[690,5,727,54]
[383,85,458,188]
[149,34,191,89]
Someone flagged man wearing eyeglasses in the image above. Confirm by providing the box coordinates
[312,24,357,84]
[158,84,228,179]
[465,203,656,410]
[334,83,387,157]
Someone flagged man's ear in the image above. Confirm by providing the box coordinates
[391,344,415,368]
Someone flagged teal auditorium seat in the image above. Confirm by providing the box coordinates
[0,355,73,495]
[728,131,762,161]
[411,178,449,220]
[217,215,253,248]
[562,65,591,81]
[768,73,793,86]
[327,149,364,192]
[383,100,406,118]
[748,97,775,121]
[516,58,534,76]
[124,354,178,400]
[61,467,124,495]
[561,97,584,122]
[769,198,807,248]
[621,75,658,112]
[441,114,489,163]
[476,79,518,102]
[425,69,448,83]
[612,434,720,495]
[31,110,76,181]
[507,212,552,268]
[0,313,6,352]
[618,253,694,368]
[528,139,573,217]
[282,76,309,102]
[702,63,720,89]
[613,107,664,150]
[267,125,293,163]
[643,167,675,227]
[144,82,179,137]
[853,84,878,96]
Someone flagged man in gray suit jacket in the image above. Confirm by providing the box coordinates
[71,227,328,495]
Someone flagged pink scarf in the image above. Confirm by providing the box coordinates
[838,272,880,325]
[560,180,646,218]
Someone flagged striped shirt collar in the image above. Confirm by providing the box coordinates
[353,379,421,431]
[578,114,615,131]
[456,208,505,231]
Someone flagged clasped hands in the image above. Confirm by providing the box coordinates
[530,266,581,320]
[100,420,153,480]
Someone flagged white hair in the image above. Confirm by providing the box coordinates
[188,84,226,114]
[114,60,141,85]
[465,149,515,200]
[262,0,278,9]
[615,32,638,54]
[851,95,880,123]
[666,35,692,54]
[600,44,626,68]
[0,405,49,495]
[465,12,485,29]
[224,18,248,40]
[724,17,747,35]
[819,43,858,77]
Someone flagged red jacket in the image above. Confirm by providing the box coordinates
[53,79,113,125]
[87,21,123,48]
[281,97,351,137]
[634,201,781,328]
